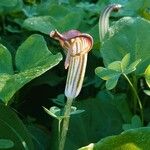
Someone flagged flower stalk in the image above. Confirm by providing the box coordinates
[59,97,73,150]
[50,30,93,150]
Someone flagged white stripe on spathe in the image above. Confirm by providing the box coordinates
[65,37,89,98]
[99,4,122,42]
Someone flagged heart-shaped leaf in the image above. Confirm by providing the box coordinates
[23,12,83,34]
[0,34,62,104]
[0,44,13,74]
[79,127,150,150]
[23,16,55,34]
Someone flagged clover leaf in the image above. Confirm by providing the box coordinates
[95,53,141,90]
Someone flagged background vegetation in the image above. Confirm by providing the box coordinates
[0,0,150,150]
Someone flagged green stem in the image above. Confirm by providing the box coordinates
[59,97,73,150]
[132,75,138,114]
[58,119,62,146]
[123,74,143,124]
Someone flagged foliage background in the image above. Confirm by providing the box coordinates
[0,0,150,150]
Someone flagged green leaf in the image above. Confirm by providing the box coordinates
[43,106,64,120]
[23,16,55,34]
[106,76,119,90]
[123,115,142,131]
[27,125,51,150]
[144,90,150,96]
[95,67,120,80]
[0,139,14,149]
[108,61,122,72]
[101,17,150,74]
[0,0,23,14]
[70,106,85,115]
[145,65,150,88]
[95,53,141,90]
[96,91,132,123]
[0,35,62,104]
[52,94,65,106]
[0,0,17,7]
[0,44,13,74]
[79,127,150,150]
[121,53,130,72]
[95,66,120,90]
[16,34,57,71]
[23,10,83,33]
[0,103,34,150]
[56,12,83,32]
[37,3,69,19]
[124,59,141,74]
[131,115,142,128]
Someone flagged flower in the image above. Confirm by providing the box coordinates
[50,30,93,98]
[99,4,122,41]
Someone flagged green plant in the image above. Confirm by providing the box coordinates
[0,0,150,150]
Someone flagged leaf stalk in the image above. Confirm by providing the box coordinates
[123,73,143,124]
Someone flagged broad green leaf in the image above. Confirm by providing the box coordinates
[101,17,150,74]
[0,44,13,74]
[37,3,69,19]
[27,125,51,150]
[0,35,62,104]
[0,0,23,14]
[79,127,150,150]
[23,11,83,33]
[23,16,55,34]
[0,0,17,7]
[16,34,57,71]
[56,12,83,32]
[0,139,14,149]
[145,65,150,87]
[96,91,132,123]
[0,103,34,150]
